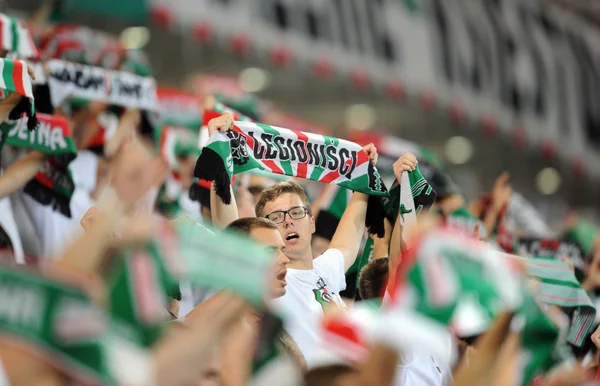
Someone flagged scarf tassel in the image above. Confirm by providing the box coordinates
[365,196,387,238]
[8,97,38,131]
[23,178,72,218]
[193,147,233,205]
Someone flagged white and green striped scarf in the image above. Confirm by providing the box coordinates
[195,121,389,233]
[0,264,151,385]
[0,58,37,130]
[391,229,569,386]
[0,14,38,59]
[496,252,595,347]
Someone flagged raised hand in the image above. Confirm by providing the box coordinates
[362,143,378,165]
[110,140,168,208]
[207,112,234,136]
[392,152,417,180]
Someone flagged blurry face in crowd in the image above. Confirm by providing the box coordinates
[261,193,315,260]
[250,226,290,298]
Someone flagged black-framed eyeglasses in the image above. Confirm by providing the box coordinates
[265,206,309,224]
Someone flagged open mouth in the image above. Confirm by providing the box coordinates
[277,269,287,286]
[285,233,299,241]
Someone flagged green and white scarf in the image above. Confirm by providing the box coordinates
[1,114,77,218]
[174,219,274,308]
[214,93,263,121]
[195,121,389,234]
[391,165,436,233]
[562,221,599,257]
[391,230,569,386]
[107,237,186,348]
[0,113,76,154]
[446,206,488,239]
[156,87,201,130]
[0,58,37,130]
[0,14,38,59]
[46,59,159,110]
[0,264,150,385]
[496,252,595,347]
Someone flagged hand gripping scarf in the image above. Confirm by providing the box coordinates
[0,58,37,130]
[0,264,150,385]
[0,114,77,217]
[194,121,389,235]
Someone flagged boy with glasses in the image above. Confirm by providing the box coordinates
[206,113,416,366]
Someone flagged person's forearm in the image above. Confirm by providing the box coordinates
[55,189,124,274]
[330,192,369,271]
[104,126,129,158]
[482,206,501,240]
[154,296,246,386]
[389,217,401,269]
[27,0,55,29]
[372,239,389,260]
[0,101,18,122]
[220,314,259,386]
[0,151,46,199]
[210,185,239,229]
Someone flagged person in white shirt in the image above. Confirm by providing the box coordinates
[206,113,413,368]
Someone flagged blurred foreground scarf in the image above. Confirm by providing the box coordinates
[0,114,77,217]
[194,121,389,234]
[0,264,150,385]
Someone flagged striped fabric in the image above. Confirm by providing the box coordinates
[194,121,389,205]
[213,100,254,122]
[0,14,38,58]
[0,58,34,113]
[497,253,595,347]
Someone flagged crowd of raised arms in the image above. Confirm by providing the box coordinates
[0,3,598,386]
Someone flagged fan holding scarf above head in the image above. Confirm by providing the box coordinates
[193,113,391,236]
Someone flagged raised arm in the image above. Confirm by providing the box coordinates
[104,108,139,158]
[0,150,46,199]
[329,144,378,272]
[205,113,240,229]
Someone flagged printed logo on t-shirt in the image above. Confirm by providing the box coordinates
[312,277,337,308]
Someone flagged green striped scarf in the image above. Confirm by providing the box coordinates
[496,252,595,347]
[214,93,263,121]
[0,264,150,385]
[393,230,568,386]
[194,121,389,234]
[446,206,488,239]
[157,88,201,130]
[0,14,38,59]
[0,58,37,130]
[175,218,274,308]
[0,114,77,217]
[562,221,599,256]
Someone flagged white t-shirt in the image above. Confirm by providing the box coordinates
[10,152,96,260]
[394,353,446,386]
[270,249,347,367]
[382,291,453,386]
